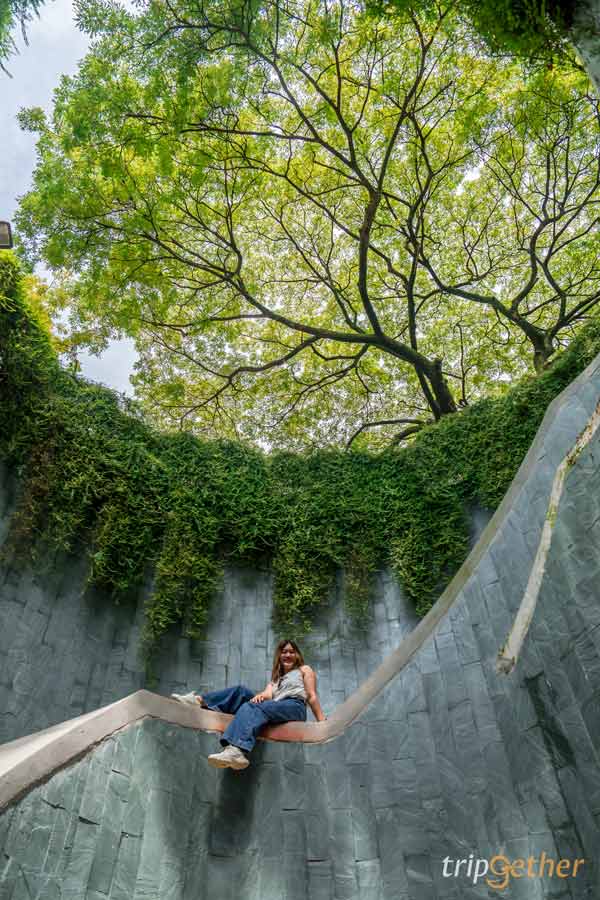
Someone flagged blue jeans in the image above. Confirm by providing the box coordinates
[202,684,307,752]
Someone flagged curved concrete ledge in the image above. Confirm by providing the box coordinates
[0,690,332,811]
[1,351,600,815]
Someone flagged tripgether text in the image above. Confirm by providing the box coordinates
[442,853,586,891]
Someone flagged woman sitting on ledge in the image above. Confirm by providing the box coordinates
[171,638,326,770]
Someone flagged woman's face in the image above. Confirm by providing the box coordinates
[280,643,297,671]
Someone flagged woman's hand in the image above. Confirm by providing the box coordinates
[250,682,274,703]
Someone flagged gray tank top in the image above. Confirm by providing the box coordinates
[272,667,307,702]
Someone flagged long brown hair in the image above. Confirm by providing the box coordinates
[271,638,305,682]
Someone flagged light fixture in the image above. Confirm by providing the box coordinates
[0,221,13,249]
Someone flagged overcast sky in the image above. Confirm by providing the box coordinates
[1,0,137,395]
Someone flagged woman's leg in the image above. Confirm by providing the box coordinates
[221,697,307,752]
[202,684,255,715]
[258,698,308,726]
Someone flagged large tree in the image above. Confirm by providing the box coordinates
[414,76,600,373]
[16,0,599,448]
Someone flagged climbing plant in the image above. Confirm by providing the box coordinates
[2,251,599,673]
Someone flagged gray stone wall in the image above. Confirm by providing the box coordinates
[2,355,600,897]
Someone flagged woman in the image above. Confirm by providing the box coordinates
[171,639,326,770]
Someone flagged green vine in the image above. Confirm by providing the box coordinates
[1,251,599,674]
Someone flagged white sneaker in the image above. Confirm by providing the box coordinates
[207,745,250,770]
[171,691,204,706]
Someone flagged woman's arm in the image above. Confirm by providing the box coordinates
[301,666,326,721]
[250,682,274,703]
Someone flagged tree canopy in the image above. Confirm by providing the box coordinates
[16,0,599,449]
[0,0,46,70]
[375,0,579,65]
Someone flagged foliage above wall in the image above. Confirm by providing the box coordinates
[2,252,600,670]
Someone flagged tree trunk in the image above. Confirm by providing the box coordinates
[569,0,600,94]
[530,331,556,373]
[426,359,458,417]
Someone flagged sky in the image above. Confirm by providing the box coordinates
[1,0,137,395]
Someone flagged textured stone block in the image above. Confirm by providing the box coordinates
[449,701,486,794]
[529,628,577,712]
[416,636,439,676]
[86,769,129,895]
[282,743,306,811]
[112,723,141,778]
[348,764,377,862]
[400,663,427,714]
[367,718,410,763]
[284,853,309,900]
[460,581,486,630]
[182,850,210,900]
[404,853,436,900]
[344,722,368,765]
[40,806,71,879]
[451,607,480,666]
[4,794,44,862]
[281,811,307,857]
[408,711,442,799]
[376,809,408,896]
[257,854,285,899]
[324,755,351,810]
[61,818,98,899]
[204,853,238,900]
[556,767,600,862]
[307,860,332,900]
[252,764,283,858]
[423,671,452,756]
[437,754,480,851]
[79,738,116,825]
[435,628,460,670]
[329,811,354,882]
[553,823,591,900]
[304,765,330,862]
[15,796,54,875]
[132,787,168,900]
[481,742,527,841]
[461,662,501,747]
[0,806,15,857]
[0,855,20,899]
